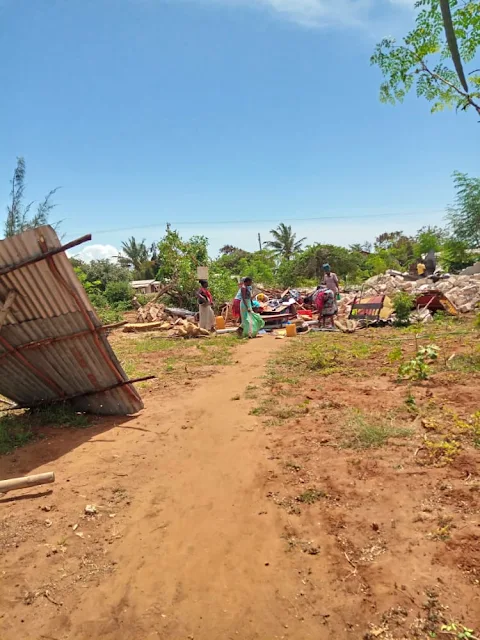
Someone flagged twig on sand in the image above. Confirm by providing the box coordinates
[343,552,358,581]
[43,590,62,607]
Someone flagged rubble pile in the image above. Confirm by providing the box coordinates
[338,272,480,317]
[123,302,207,338]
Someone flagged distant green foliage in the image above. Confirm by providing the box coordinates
[447,171,480,247]
[156,225,209,310]
[71,258,132,291]
[393,291,414,326]
[441,237,476,272]
[4,157,60,238]
[371,0,480,118]
[104,281,133,306]
[265,223,306,260]
[415,226,446,255]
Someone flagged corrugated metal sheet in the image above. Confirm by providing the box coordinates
[0,226,144,415]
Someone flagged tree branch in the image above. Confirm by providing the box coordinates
[420,61,480,116]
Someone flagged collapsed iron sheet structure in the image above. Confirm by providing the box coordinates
[0,226,148,415]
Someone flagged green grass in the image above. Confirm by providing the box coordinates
[249,398,310,421]
[0,404,90,455]
[340,410,413,449]
[114,333,239,382]
[296,488,326,504]
[447,352,480,374]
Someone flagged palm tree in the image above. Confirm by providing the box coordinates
[120,237,149,271]
[265,223,306,261]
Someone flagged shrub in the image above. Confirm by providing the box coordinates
[398,344,440,381]
[393,291,414,326]
[104,281,133,306]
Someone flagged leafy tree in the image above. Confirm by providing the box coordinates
[371,0,480,118]
[156,225,209,309]
[447,171,480,247]
[290,244,366,283]
[72,259,132,291]
[235,250,276,285]
[208,268,238,310]
[4,157,60,237]
[374,231,416,268]
[440,237,476,271]
[219,245,241,255]
[104,281,133,306]
[364,250,401,275]
[414,226,446,255]
[215,248,251,273]
[265,223,306,261]
[120,237,149,271]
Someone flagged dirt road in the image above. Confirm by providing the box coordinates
[1,337,326,640]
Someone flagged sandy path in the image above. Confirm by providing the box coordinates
[1,336,323,640]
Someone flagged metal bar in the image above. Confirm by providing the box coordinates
[0,234,91,277]
[4,375,156,411]
[0,321,127,364]
[0,291,17,331]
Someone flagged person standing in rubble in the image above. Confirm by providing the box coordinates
[322,264,339,296]
[197,280,215,331]
[234,277,265,338]
[315,285,338,328]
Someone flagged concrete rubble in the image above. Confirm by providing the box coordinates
[123,302,210,338]
[339,272,480,317]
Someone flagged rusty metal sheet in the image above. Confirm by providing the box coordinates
[0,226,143,415]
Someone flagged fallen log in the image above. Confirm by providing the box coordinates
[0,472,55,494]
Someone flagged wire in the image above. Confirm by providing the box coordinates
[70,210,442,237]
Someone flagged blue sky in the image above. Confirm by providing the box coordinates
[0,0,478,260]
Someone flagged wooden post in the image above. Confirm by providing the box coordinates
[0,472,55,494]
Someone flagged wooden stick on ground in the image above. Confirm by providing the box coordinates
[0,472,55,494]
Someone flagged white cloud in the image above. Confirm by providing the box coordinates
[257,0,372,28]
[69,243,120,263]
[176,0,414,29]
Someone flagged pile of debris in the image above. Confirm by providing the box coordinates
[339,272,480,317]
[123,302,208,338]
[135,302,194,324]
[364,272,480,313]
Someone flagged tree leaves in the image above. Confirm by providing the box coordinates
[371,0,480,118]
[4,157,60,237]
[447,171,480,247]
[265,223,306,260]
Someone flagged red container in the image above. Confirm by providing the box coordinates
[297,309,313,319]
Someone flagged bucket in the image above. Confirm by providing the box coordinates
[286,323,297,337]
[215,316,226,330]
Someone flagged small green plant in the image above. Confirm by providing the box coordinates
[405,392,418,413]
[296,488,326,504]
[398,345,440,381]
[388,345,403,363]
[393,291,414,326]
[441,622,478,639]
